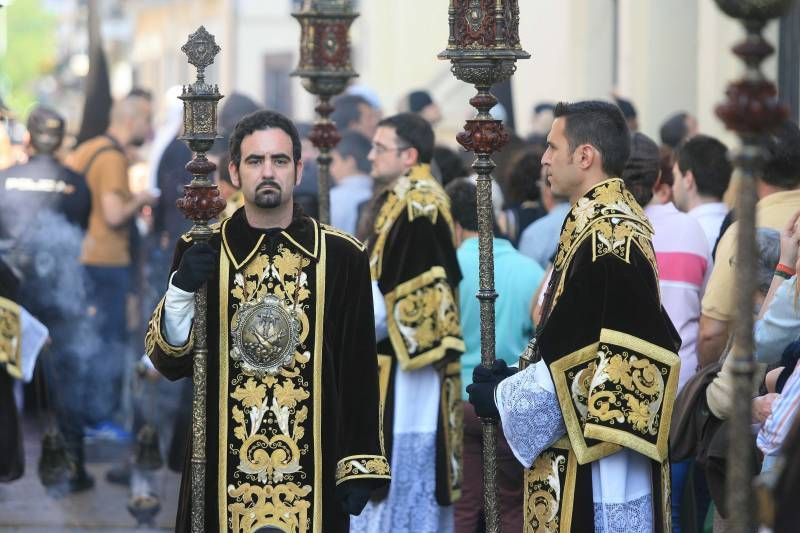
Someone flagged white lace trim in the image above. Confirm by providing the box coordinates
[496,361,566,467]
[593,493,654,532]
[349,432,453,533]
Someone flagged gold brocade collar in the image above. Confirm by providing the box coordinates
[222,206,320,270]
[553,178,654,273]
[369,164,454,280]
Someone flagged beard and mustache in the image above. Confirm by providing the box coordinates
[254,180,284,208]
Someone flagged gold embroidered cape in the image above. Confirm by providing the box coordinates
[367,164,465,505]
[524,178,681,532]
[146,208,390,533]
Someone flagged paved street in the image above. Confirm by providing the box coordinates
[0,419,180,532]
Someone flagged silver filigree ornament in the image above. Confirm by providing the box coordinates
[231,295,302,377]
[181,26,221,83]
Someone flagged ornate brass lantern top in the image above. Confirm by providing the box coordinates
[438,0,530,88]
[292,0,359,96]
[179,26,223,155]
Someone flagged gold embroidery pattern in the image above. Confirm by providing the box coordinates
[144,297,193,358]
[441,361,463,500]
[369,164,454,280]
[335,455,391,485]
[0,297,21,378]
[226,246,315,531]
[228,482,311,532]
[523,438,577,533]
[583,329,679,462]
[551,178,657,307]
[384,266,464,370]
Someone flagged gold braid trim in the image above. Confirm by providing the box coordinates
[369,164,455,280]
[144,296,193,358]
[335,455,391,485]
[321,224,366,252]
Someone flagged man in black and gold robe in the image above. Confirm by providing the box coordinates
[0,258,24,482]
[469,101,680,532]
[351,113,464,533]
[146,110,389,533]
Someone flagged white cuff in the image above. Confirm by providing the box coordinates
[163,272,195,346]
[372,280,388,342]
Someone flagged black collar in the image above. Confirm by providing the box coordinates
[221,206,320,270]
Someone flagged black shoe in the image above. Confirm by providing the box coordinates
[68,470,95,493]
[105,463,131,486]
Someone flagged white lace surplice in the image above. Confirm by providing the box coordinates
[350,365,452,533]
[496,360,654,533]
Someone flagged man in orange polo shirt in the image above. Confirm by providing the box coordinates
[68,92,156,438]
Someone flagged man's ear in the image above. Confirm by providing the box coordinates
[577,144,595,170]
[295,159,304,186]
[402,146,420,168]
[685,170,696,191]
[229,160,240,189]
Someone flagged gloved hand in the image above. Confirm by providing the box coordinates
[468,360,516,419]
[336,480,372,516]
[467,381,499,419]
[473,359,517,383]
[171,243,217,293]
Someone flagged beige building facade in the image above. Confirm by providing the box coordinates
[128,0,780,148]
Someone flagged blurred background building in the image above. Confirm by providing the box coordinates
[1,0,799,148]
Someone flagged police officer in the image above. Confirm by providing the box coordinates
[0,106,91,241]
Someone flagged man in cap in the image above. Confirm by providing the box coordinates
[0,106,91,238]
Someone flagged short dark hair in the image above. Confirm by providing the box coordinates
[762,120,800,189]
[433,145,469,186]
[621,132,661,207]
[553,100,630,178]
[127,87,153,102]
[331,94,370,132]
[445,178,478,232]
[378,112,434,164]
[26,106,65,154]
[660,112,689,149]
[676,135,732,200]
[334,130,372,174]
[506,147,543,205]
[229,110,301,167]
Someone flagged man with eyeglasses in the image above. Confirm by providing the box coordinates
[351,113,464,532]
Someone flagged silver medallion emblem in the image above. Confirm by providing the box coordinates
[231,295,301,377]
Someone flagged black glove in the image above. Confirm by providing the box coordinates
[468,360,516,419]
[171,243,217,292]
[467,381,499,419]
[473,360,517,383]
[336,480,372,516]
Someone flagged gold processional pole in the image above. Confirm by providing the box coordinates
[175,27,226,533]
[712,1,794,532]
[292,0,359,224]
[438,2,529,531]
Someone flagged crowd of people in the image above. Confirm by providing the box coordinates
[0,84,799,533]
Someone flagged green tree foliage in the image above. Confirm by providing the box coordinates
[0,0,57,116]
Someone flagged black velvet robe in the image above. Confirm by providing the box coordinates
[524,178,681,532]
[146,208,390,533]
[0,259,23,482]
[367,164,465,506]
